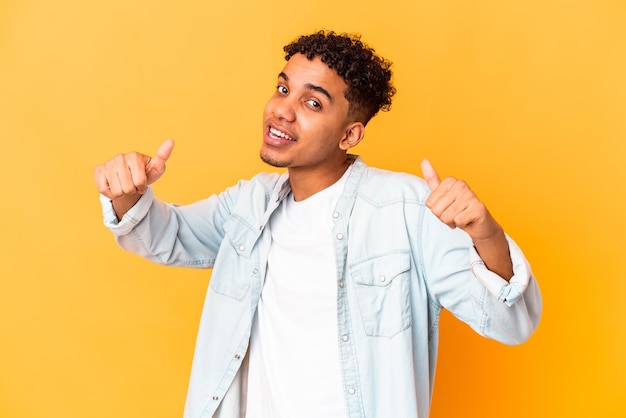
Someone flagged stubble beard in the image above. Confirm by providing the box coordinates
[260,150,288,168]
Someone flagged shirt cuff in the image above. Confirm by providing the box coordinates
[469,235,531,307]
[99,187,155,236]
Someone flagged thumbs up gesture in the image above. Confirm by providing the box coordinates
[421,159,513,279]
[94,139,175,218]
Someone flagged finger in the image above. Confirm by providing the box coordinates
[107,152,147,194]
[438,183,482,229]
[451,203,482,230]
[94,165,115,198]
[421,158,440,190]
[97,154,142,197]
[102,173,126,199]
[425,176,456,211]
[128,156,149,194]
[425,178,465,227]
[439,198,470,229]
[96,156,130,197]
[146,139,175,172]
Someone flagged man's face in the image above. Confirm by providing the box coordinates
[261,53,354,171]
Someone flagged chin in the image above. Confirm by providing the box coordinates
[260,151,288,168]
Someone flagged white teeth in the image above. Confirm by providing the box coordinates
[270,127,294,141]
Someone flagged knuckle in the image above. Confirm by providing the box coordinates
[125,152,140,163]
[454,215,468,228]
[111,153,126,163]
[121,184,138,195]
[439,211,452,225]
[452,179,468,191]
[441,177,456,187]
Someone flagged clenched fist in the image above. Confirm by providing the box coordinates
[94,139,175,219]
[421,159,513,280]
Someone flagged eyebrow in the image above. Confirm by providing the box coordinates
[278,72,333,102]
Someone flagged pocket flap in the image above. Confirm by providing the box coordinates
[222,215,257,258]
[351,252,411,287]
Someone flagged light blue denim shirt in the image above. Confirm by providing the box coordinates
[101,156,542,418]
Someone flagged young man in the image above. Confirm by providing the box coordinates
[95,31,542,418]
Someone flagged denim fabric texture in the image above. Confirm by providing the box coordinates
[101,156,542,418]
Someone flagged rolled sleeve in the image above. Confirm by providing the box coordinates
[469,235,531,307]
[99,187,155,236]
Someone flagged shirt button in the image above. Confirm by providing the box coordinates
[234,354,241,360]
[238,244,245,252]
[379,275,387,283]
[252,268,259,275]
[212,396,219,400]
[348,388,356,395]
[336,233,344,240]
[333,212,340,218]
[342,335,349,342]
[338,280,344,288]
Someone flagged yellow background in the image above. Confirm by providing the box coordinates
[1,0,624,417]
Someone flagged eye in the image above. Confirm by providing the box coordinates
[277,85,288,95]
[306,99,321,109]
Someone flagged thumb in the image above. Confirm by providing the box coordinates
[146,139,175,172]
[421,158,441,190]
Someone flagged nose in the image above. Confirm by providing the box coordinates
[271,95,296,123]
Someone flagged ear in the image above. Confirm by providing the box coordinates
[339,122,365,151]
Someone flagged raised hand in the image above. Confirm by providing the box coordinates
[94,139,175,218]
[420,158,513,279]
[421,158,499,241]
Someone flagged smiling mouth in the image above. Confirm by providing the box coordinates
[269,127,296,141]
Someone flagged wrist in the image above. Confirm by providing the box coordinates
[472,225,513,281]
[112,193,142,221]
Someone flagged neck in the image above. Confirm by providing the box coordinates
[288,157,353,201]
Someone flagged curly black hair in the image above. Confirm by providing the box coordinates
[283,30,395,125]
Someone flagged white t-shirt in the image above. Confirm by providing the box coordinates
[246,169,351,418]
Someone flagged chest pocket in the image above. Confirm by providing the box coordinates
[209,216,255,300]
[350,252,412,337]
